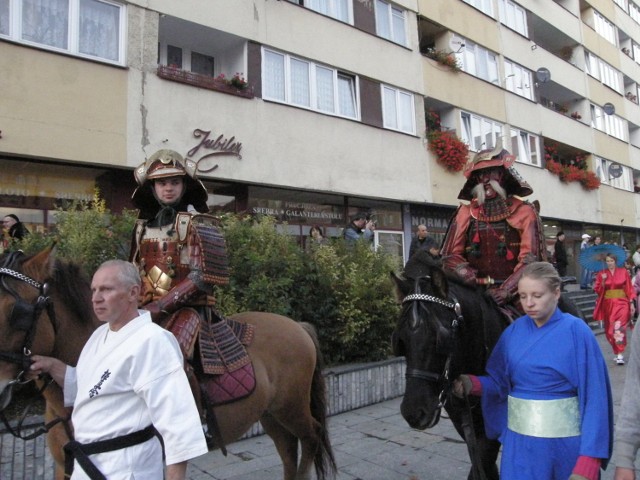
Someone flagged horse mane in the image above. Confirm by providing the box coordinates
[1,251,95,327]
[50,258,95,327]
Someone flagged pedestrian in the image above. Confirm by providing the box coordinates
[408,224,439,260]
[453,261,613,480]
[613,320,640,480]
[580,233,592,289]
[554,230,568,277]
[593,253,636,365]
[342,212,375,245]
[308,224,328,247]
[29,260,207,479]
[2,214,29,241]
[632,245,640,274]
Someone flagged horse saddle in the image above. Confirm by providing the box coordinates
[164,308,256,406]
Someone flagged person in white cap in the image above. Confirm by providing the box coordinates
[580,233,592,289]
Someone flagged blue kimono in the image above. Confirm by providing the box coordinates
[478,308,613,479]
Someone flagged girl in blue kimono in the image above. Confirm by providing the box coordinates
[454,261,613,480]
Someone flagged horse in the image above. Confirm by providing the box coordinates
[0,247,336,480]
[391,252,583,480]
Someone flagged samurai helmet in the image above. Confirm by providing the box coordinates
[132,149,209,217]
[457,142,533,200]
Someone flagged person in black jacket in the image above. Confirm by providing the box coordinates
[408,224,439,260]
[3,214,29,241]
[554,230,568,277]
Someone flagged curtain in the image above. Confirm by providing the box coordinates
[22,0,69,49]
[79,0,119,61]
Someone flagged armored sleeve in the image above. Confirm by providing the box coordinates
[440,205,477,285]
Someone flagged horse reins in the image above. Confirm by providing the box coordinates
[0,255,69,440]
[402,291,462,410]
[402,287,489,480]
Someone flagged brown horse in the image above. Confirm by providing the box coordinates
[0,248,336,480]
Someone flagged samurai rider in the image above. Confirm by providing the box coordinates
[440,144,547,314]
[129,149,230,442]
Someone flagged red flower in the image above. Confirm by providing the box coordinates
[427,130,469,172]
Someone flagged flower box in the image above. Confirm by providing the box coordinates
[156,65,254,99]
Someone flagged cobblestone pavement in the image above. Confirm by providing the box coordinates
[1,330,633,479]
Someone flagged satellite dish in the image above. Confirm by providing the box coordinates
[603,103,616,115]
[449,35,465,52]
[608,163,623,179]
[535,68,551,83]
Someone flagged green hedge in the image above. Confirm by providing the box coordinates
[11,202,400,364]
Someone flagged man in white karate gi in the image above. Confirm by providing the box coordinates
[30,259,207,480]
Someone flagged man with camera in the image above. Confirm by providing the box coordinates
[343,212,375,245]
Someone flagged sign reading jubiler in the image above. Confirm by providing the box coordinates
[187,128,243,172]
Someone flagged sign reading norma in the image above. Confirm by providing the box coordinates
[187,128,242,172]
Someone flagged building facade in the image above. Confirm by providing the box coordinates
[1,0,640,272]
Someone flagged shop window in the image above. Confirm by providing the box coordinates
[1,0,126,65]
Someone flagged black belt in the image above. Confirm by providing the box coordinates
[64,425,158,479]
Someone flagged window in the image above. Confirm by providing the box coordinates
[306,0,353,23]
[614,0,629,11]
[631,2,640,24]
[461,111,503,151]
[191,51,215,77]
[375,0,407,46]
[262,48,359,120]
[463,0,494,17]
[456,39,499,84]
[596,157,633,191]
[382,85,415,134]
[504,60,533,100]
[510,129,540,166]
[590,104,627,141]
[593,11,617,46]
[584,52,622,93]
[1,0,126,64]
[498,0,528,37]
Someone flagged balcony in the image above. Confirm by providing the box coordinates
[156,66,254,99]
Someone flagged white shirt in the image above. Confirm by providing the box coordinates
[64,311,207,479]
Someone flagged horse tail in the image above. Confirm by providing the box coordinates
[299,322,337,480]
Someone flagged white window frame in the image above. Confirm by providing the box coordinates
[381,85,416,134]
[305,0,354,24]
[498,0,528,37]
[504,59,533,100]
[590,104,627,141]
[463,0,494,17]
[510,128,540,166]
[584,51,622,93]
[631,2,640,24]
[0,0,126,65]
[460,111,503,152]
[595,157,633,191]
[594,10,617,46]
[456,38,499,84]
[375,0,407,46]
[614,0,629,12]
[262,48,360,120]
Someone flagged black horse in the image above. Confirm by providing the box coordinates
[391,252,583,480]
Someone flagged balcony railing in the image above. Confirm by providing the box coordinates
[156,65,255,99]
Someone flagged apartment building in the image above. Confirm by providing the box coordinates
[1,0,640,271]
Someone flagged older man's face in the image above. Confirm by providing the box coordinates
[417,226,428,239]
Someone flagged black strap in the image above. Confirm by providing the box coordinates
[64,425,158,480]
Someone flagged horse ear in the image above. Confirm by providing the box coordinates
[22,245,57,283]
[431,267,449,299]
[390,272,410,302]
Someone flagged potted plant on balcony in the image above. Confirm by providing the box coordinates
[570,111,582,120]
[423,48,461,72]
[426,110,469,172]
[544,143,600,191]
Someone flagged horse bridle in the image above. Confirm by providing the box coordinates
[0,253,66,439]
[402,288,463,411]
